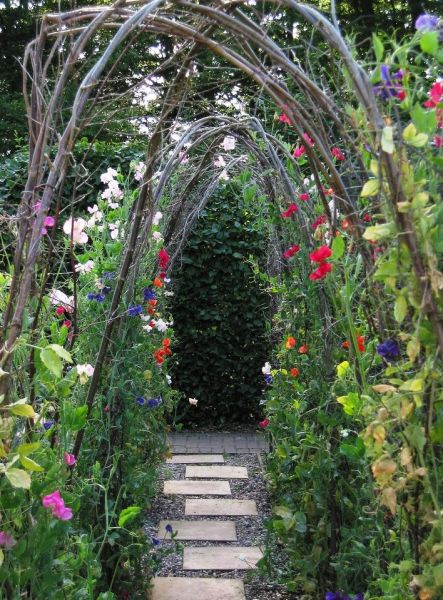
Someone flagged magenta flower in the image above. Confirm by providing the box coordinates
[42,490,73,521]
[64,452,76,466]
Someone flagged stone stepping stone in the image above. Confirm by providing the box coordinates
[150,577,245,600]
[166,454,225,464]
[185,465,248,479]
[183,546,263,570]
[163,480,231,496]
[158,519,237,541]
[185,498,258,516]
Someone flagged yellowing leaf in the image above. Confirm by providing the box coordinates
[372,457,396,483]
[5,468,31,489]
[363,223,394,241]
[406,338,420,363]
[10,404,35,418]
[370,159,379,176]
[402,122,417,141]
[336,361,350,379]
[47,344,72,363]
[373,425,386,445]
[20,455,44,472]
[380,487,397,515]
[381,126,395,154]
[400,446,413,469]
[360,179,380,197]
[400,378,424,393]
[372,384,397,394]
[0,548,3,567]
[17,442,40,457]
[407,133,429,147]
[394,295,408,323]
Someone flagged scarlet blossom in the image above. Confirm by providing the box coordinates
[309,246,332,263]
[299,192,309,201]
[62,320,72,329]
[159,272,167,279]
[323,187,334,196]
[148,299,157,307]
[303,133,315,146]
[153,277,163,288]
[283,244,300,259]
[281,203,298,218]
[309,262,333,280]
[331,147,345,161]
[312,215,328,229]
[258,419,270,428]
[158,248,170,270]
[278,113,291,125]
[162,338,171,347]
[290,367,299,377]
[147,307,156,315]
[292,145,306,158]
[342,335,365,352]
[363,214,372,222]
[341,218,350,229]
[342,340,350,349]
[424,81,443,108]
[397,89,406,101]
[298,345,309,354]
[285,336,296,349]
[56,306,65,316]
[64,452,76,466]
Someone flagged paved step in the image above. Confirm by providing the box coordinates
[164,480,231,496]
[185,498,258,516]
[150,577,245,600]
[183,546,263,570]
[185,465,248,479]
[166,454,225,464]
[158,519,237,541]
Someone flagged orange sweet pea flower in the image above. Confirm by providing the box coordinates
[153,277,163,288]
[342,336,365,352]
[285,336,296,349]
[298,345,309,354]
[290,367,299,377]
[148,299,157,307]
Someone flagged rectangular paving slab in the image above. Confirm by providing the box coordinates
[150,577,245,600]
[185,498,258,516]
[183,546,263,570]
[158,519,237,541]
[163,480,231,496]
[185,465,248,479]
[166,454,225,464]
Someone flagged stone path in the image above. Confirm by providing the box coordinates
[150,438,267,600]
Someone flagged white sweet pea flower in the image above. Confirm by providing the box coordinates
[63,217,88,244]
[154,318,168,333]
[108,222,120,240]
[133,161,145,182]
[214,155,226,168]
[219,170,229,181]
[100,167,118,184]
[142,324,153,333]
[166,375,172,385]
[188,397,198,406]
[75,260,94,274]
[152,211,163,226]
[222,135,236,151]
[164,290,174,297]
[152,231,164,242]
[77,363,94,384]
[262,362,272,375]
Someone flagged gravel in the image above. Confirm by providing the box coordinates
[145,453,299,600]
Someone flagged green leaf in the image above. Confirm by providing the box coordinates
[337,392,362,416]
[331,235,345,260]
[420,30,439,56]
[40,347,62,378]
[360,179,379,197]
[10,403,35,418]
[17,442,40,456]
[118,506,141,528]
[20,455,44,472]
[411,104,437,134]
[5,468,31,489]
[394,295,407,323]
[381,126,394,154]
[372,33,384,62]
[0,549,3,567]
[363,223,395,241]
[47,344,72,363]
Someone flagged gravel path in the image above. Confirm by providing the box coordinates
[146,453,298,600]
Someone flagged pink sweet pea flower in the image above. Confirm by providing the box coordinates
[258,419,270,428]
[42,490,73,521]
[292,145,306,158]
[424,81,443,108]
[302,133,315,146]
[53,505,73,521]
[299,193,309,201]
[64,452,76,466]
[278,113,291,125]
[63,217,88,245]
[434,135,443,148]
[331,147,345,161]
[281,203,298,218]
[0,531,16,549]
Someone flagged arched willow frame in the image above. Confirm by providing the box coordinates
[2,0,442,457]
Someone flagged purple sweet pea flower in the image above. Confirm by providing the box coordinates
[128,304,142,316]
[143,288,156,301]
[415,14,439,31]
[165,524,173,533]
[136,397,145,406]
[147,396,162,408]
[376,339,400,360]
[264,374,273,385]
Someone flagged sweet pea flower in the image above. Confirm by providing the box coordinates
[424,81,443,108]
[278,112,291,125]
[75,260,94,274]
[299,192,309,201]
[290,367,299,377]
[258,419,270,428]
[63,218,88,245]
[77,363,94,384]
[153,231,164,242]
[283,244,300,259]
[222,135,236,151]
[302,133,315,146]
[189,397,198,406]
[285,336,296,349]
[312,215,328,229]
[64,452,76,466]
[298,345,309,354]
[49,289,74,313]
[262,362,272,375]
[309,262,333,280]
[281,203,298,218]
[152,211,163,226]
[42,490,73,521]
[309,246,332,263]
[158,248,170,270]
[214,155,226,168]
[108,222,120,240]
[331,147,345,161]
[376,339,399,360]
[0,531,16,549]
[133,161,146,181]
[292,145,306,158]
[100,167,118,184]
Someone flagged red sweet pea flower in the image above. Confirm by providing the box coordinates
[285,336,296,349]
[363,214,372,222]
[292,145,306,158]
[323,187,334,196]
[303,133,315,146]
[258,419,270,428]
[148,299,157,307]
[424,81,443,108]
[342,336,365,352]
[397,89,406,101]
[290,367,299,377]
[283,244,300,259]
[309,262,333,280]
[158,248,170,270]
[281,203,298,218]
[309,246,332,263]
[278,113,291,125]
[331,147,345,161]
[311,215,328,229]
[56,306,65,317]
[299,192,309,201]
[342,340,350,349]
[62,320,72,329]
[298,345,309,354]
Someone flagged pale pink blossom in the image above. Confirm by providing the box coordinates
[152,231,163,242]
[100,167,118,184]
[108,222,120,240]
[152,211,163,226]
[222,135,236,151]
[77,363,94,384]
[75,260,94,274]
[63,217,88,245]
[134,161,146,181]
[179,150,189,164]
[214,155,226,168]
[188,397,198,406]
[49,289,74,313]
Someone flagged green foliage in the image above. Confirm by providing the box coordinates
[170,182,271,424]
